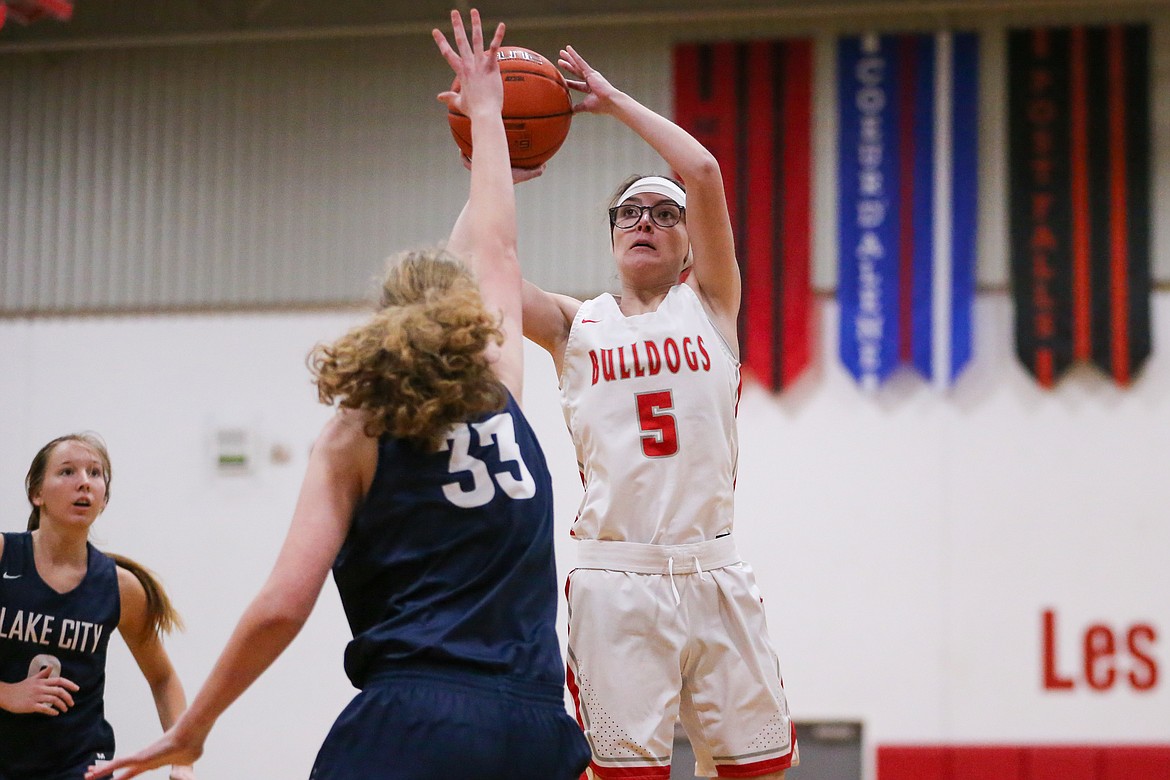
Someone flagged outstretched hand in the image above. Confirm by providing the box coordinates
[84,726,203,780]
[558,45,620,114]
[432,9,505,119]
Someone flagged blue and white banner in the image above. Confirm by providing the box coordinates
[837,32,978,389]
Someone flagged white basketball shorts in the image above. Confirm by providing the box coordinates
[566,538,798,779]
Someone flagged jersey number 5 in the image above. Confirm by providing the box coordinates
[440,412,536,508]
[635,390,678,458]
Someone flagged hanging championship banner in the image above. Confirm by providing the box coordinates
[1008,25,1151,388]
[674,40,814,392]
[837,32,978,390]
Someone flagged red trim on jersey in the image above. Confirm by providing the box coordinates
[568,469,586,536]
[590,764,672,779]
[715,723,799,777]
[731,374,743,490]
[564,574,587,731]
[565,662,585,730]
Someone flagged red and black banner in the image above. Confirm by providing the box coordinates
[0,0,73,30]
[673,40,813,392]
[1008,25,1151,388]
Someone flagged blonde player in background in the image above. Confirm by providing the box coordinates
[1,433,193,780]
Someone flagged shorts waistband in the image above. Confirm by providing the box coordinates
[364,662,565,705]
[573,536,740,574]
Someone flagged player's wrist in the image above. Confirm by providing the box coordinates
[466,105,504,122]
[169,710,212,751]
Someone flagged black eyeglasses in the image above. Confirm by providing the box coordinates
[608,201,685,230]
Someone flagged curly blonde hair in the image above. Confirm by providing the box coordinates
[309,250,507,449]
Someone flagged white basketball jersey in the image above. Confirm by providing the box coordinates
[559,283,741,545]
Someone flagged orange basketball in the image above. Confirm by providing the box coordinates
[448,46,573,169]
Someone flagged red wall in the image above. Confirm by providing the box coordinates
[877,745,1170,779]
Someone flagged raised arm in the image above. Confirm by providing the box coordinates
[86,414,372,780]
[434,10,525,399]
[560,46,740,341]
[449,171,581,373]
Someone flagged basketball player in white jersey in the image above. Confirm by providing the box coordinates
[521,47,798,779]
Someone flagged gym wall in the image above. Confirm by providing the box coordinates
[2,4,1168,779]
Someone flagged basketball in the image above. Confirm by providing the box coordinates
[448,46,573,169]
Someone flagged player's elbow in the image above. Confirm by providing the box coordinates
[482,244,523,286]
[253,584,316,634]
[687,151,723,188]
[489,242,520,269]
[142,664,179,696]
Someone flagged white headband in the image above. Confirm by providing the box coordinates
[616,176,686,208]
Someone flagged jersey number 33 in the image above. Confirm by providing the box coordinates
[440,412,536,509]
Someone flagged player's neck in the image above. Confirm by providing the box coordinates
[31,525,89,568]
[617,281,673,316]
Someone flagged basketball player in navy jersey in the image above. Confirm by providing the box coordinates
[88,9,589,780]
[519,48,797,779]
[0,433,193,780]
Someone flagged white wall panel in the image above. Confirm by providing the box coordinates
[1,293,1168,779]
[0,32,661,312]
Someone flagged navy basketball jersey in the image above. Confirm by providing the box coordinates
[0,532,119,778]
[332,392,564,690]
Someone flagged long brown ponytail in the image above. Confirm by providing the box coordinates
[108,553,184,635]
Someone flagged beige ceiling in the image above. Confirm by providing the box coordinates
[3,0,1160,48]
[3,0,830,43]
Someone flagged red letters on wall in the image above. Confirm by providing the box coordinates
[1042,608,1159,692]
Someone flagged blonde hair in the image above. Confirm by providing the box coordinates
[309,250,507,449]
[24,433,183,636]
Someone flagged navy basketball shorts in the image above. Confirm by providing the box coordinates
[310,665,590,780]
